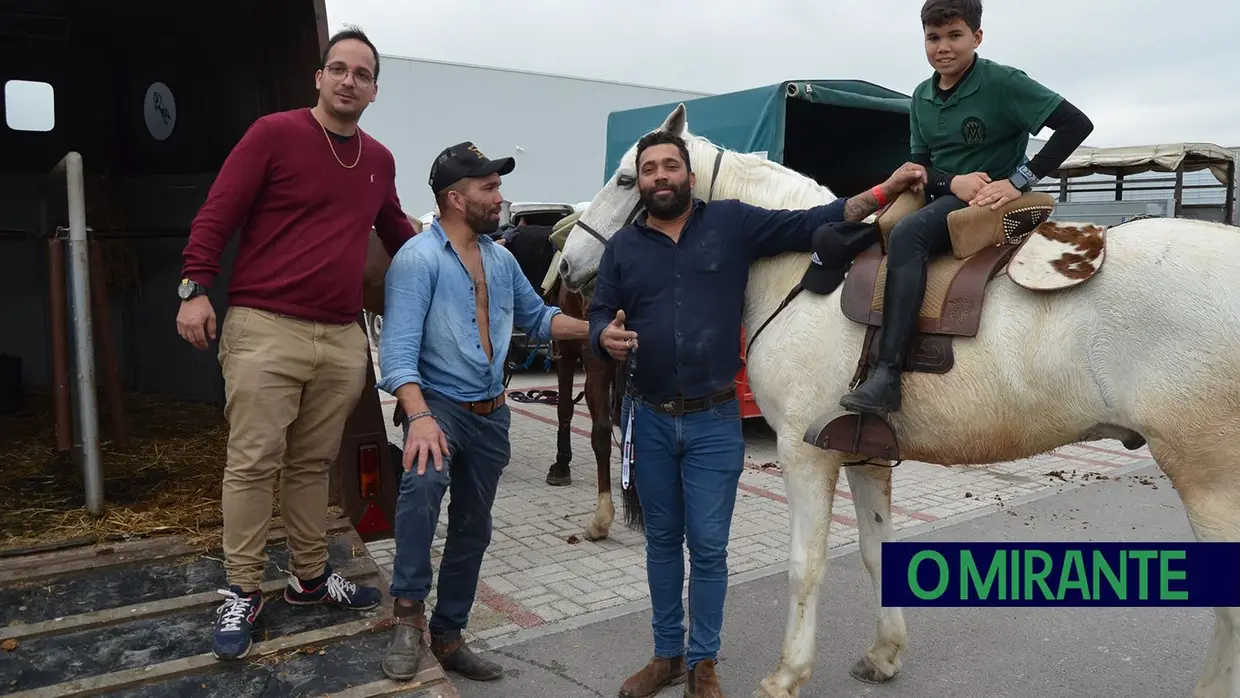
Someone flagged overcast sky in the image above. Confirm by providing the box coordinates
[3,2,1232,149]
[326,0,1240,148]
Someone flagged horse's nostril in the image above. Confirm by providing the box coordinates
[559,258,571,277]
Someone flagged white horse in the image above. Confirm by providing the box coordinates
[558,103,1240,698]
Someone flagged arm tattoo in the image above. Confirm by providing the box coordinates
[844,188,881,222]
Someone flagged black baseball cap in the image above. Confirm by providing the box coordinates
[799,220,881,295]
[429,141,515,193]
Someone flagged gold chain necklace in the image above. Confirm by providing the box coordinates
[315,113,363,169]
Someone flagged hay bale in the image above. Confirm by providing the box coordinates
[0,390,272,552]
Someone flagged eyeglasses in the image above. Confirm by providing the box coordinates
[323,63,375,88]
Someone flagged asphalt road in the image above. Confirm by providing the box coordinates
[450,463,1210,698]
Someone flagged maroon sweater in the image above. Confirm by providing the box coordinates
[181,108,416,324]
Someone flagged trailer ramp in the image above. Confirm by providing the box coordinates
[0,517,457,698]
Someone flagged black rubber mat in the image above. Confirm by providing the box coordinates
[1,533,359,626]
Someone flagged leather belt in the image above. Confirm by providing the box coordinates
[460,392,506,416]
[640,386,736,416]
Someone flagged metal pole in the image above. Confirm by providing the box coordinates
[56,152,104,516]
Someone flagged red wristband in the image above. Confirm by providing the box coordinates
[871,185,890,207]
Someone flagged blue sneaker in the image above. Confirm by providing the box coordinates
[284,566,381,610]
[212,586,264,660]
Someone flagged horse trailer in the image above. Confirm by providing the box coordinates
[0,0,455,693]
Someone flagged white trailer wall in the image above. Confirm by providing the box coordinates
[358,55,710,217]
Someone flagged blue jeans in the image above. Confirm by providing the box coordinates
[623,394,746,668]
[389,389,511,634]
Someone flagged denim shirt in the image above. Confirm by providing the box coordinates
[588,197,846,403]
[378,218,560,402]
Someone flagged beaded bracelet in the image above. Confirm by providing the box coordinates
[407,410,433,423]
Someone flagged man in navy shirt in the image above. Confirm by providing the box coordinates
[589,130,926,697]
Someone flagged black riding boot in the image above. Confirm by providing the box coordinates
[839,255,929,415]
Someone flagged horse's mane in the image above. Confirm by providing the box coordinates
[683,133,838,211]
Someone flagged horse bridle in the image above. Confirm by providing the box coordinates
[572,146,726,252]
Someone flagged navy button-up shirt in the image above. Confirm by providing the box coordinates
[588,196,847,403]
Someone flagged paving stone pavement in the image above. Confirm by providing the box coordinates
[365,349,1156,649]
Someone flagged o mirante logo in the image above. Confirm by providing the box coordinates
[881,542,1240,607]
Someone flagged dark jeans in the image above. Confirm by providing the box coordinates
[622,394,747,669]
[886,193,969,266]
[389,389,511,634]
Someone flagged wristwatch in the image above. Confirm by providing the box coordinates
[177,278,208,301]
[1008,163,1039,193]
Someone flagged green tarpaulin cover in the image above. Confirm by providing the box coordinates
[604,80,912,182]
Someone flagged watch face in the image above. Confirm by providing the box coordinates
[178,280,194,300]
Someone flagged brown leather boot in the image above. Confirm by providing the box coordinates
[684,659,723,697]
[618,655,687,698]
[382,600,427,681]
[431,629,504,681]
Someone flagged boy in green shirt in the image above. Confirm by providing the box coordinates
[839,0,1094,416]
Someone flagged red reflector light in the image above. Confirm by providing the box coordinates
[359,443,379,499]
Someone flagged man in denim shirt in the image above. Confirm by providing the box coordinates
[376,142,589,683]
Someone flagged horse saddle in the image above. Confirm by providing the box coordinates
[876,189,1057,259]
[803,188,1110,463]
[838,190,1059,376]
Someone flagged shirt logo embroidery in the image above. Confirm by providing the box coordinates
[961,116,987,144]
[370,174,374,183]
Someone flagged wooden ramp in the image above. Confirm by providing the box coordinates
[0,517,458,698]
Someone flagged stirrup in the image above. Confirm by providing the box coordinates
[803,409,902,465]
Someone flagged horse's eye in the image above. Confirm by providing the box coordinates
[617,175,635,188]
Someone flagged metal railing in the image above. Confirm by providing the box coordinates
[45,152,103,517]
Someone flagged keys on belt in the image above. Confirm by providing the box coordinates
[641,386,736,416]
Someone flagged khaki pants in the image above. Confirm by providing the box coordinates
[217,306,369,590]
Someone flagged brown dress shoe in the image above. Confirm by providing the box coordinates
[431,630,504,681]
[619,655,687,698]
[684,659,723,697]
[382,600,427,681]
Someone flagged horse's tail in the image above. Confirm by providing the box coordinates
[611,362,645,531]
[621,481,644,531]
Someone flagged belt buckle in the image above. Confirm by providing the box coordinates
[660,400,676,414]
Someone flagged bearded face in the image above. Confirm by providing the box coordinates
[463,195,501,235]
[636,142,695,219]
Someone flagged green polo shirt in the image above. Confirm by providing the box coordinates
[910,56,1063,180]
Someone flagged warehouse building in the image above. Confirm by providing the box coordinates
[357,55,711,216]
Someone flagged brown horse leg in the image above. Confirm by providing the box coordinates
[582,344,616,541]
[546,336,579,486]
[546,279,581,486]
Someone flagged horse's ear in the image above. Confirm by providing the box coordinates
[659,103,687,135]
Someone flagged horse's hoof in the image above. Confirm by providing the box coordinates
[849,656,895,684]
[583,524,609,542]
[754,676,795,698]
[545,465,571,486]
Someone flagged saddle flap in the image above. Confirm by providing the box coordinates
[840,245,884,325]
[1008,220,1108,291]
[946,192,1057,259]
[840,242,1016,337]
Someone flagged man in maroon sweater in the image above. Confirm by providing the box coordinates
[176,26,417,661]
